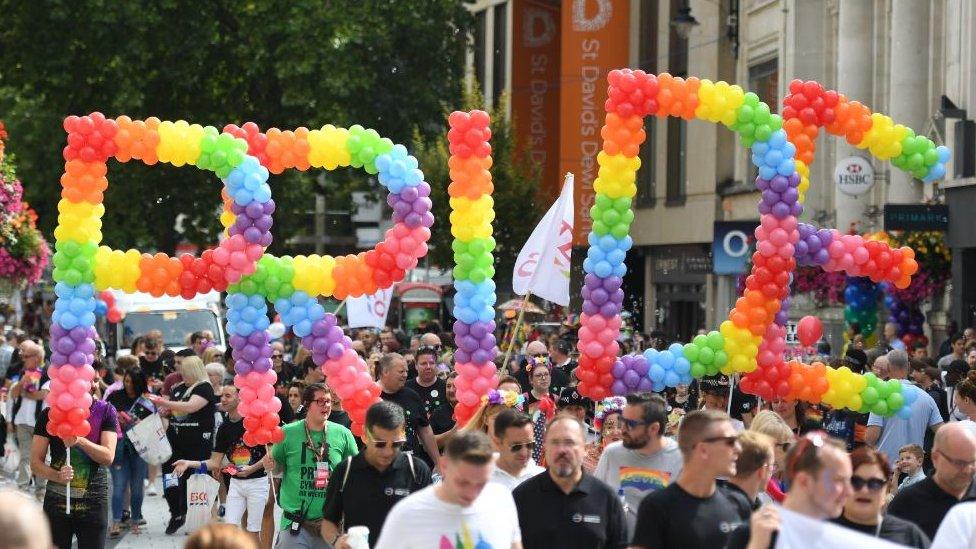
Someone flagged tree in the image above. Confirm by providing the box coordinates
[412,90,545,293]
[0,0,470,254]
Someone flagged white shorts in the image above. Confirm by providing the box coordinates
[225,476,271,532]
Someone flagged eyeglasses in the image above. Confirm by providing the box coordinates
[621,418,647,430]
[508,441,537,453]
[850,476,887,492]
[309,398,333,408]
[532,372,550,379]
[530,352,549,358]
[701,435,739,447]
[372,439,407,449]
[936,449,976,470]
[786,431,827,478]
[272,353,283,359]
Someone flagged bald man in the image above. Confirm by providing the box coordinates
[419,332,441,348]
[0,489,52,549]
[888,422,976,539]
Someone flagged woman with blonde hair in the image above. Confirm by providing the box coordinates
[749,409,795,503]
[152,355,219,534]
[462,389,525,442]
[201,346,223,367]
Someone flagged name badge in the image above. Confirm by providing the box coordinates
[583,515,602,524]
[315,461,330,489]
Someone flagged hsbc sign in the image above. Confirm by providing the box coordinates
[834,156,875,196]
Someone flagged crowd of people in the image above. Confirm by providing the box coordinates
[3,319,976,548]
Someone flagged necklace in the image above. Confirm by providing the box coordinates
[304,420,328,462]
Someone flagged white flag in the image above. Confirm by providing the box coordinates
[512,173,575,306]
[346,287,394,329]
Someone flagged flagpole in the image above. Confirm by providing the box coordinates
[333,299,346,318]
[500,293,532,376]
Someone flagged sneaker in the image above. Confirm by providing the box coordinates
[165,515,185,535]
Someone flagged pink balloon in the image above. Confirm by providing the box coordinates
[250,400,268,417]
[459,390,479,407]
[757,241,776,257]
[58,365,77,382]
[68,379,88,397]
[257,384,274,400]
[472,377,490,394]
[268,398,282,413]
[797,316,823,347]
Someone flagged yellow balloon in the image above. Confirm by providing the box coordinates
[157,120,209,167]
[292,254,337,297]
[308,125,352,170]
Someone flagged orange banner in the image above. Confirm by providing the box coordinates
[559,0,630,246]
[511,0,562,203]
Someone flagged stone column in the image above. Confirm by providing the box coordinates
[834,0,874,231]
[887,0,930,204]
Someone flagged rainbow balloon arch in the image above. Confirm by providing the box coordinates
[49,116,432,443]
[574,71,949,419]
[46,70,951,447]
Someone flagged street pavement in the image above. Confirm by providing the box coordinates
[1,472,282,549]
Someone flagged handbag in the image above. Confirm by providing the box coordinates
[126,413,172,465]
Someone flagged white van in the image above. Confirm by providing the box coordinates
[106,290,226,359]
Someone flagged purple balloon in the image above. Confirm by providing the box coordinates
[600,302,621,317]
[591,288,608,305]
[454,350,470,363]
[770,175,789,193]
[326,343,345,359]
[582,301,599,316]
[632,359,649,377]
[755,177,770,191]
[611,360,627,377]
[472,349,492,364]
[771,202,791,218]
[611,381,628,396]
[637,378,654,392]
[623,370,640,388]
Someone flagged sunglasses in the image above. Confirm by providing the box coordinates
[621,418,647,430]
[508,441,537,453]
[787,431,827,477]
[272,354,283,359]
[530,352,549,358]
[701,435,739,447]
[850,476,887,492]
[372,439,407,450]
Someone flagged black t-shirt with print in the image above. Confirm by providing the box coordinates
[405,377,447,417]
[429,403,456,435]
[380,387,429,454]
[168,381,218,459]
[213,416,267,479]
[632,482,745,549]
[36,405,119,518]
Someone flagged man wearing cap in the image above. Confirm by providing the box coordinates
[699,376,744,432]
[557,385,597,443]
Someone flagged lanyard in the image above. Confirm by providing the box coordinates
[304,421,328,463]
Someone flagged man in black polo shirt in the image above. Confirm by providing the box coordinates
[513,414,627,549]
[377,353,441,468]
[321,401,432,548]
[887,421,976,539]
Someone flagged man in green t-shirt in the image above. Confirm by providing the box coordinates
[264,382,358,548]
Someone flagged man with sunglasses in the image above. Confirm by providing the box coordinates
[632,409,744,549]
[887,422,976,540]
[490,409,544,491]
[726,431,853,549]
[139,339,172,386]
[263,382,359,549]
[594,393,683,536]
[321,401,432,549]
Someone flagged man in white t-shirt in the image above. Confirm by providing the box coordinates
[375,430,522,549]
[490,409,544,490]
[594,393,684,535]
[932,500,976,548]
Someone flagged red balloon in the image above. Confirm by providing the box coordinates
[796,316,823,347]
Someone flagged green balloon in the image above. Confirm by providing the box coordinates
[691,363,706,378]
[887,392,905,411]
[693,334,708,347]
[683,343,699,362]
[610,223,630,239]
[872,401,889,416]
[713,350,728,368]
[861,387,879,405]
[698,346,715,365]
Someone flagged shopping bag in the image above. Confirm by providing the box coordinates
[126,413,172,465]
[2,443,18,474]
[185,473,221,533]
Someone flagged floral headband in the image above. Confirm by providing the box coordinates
[524,355,549,374]
[482,389,525,409]
[594,396,626,429]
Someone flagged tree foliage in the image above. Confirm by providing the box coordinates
[413,90,545,291]
[0,0,470,254]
